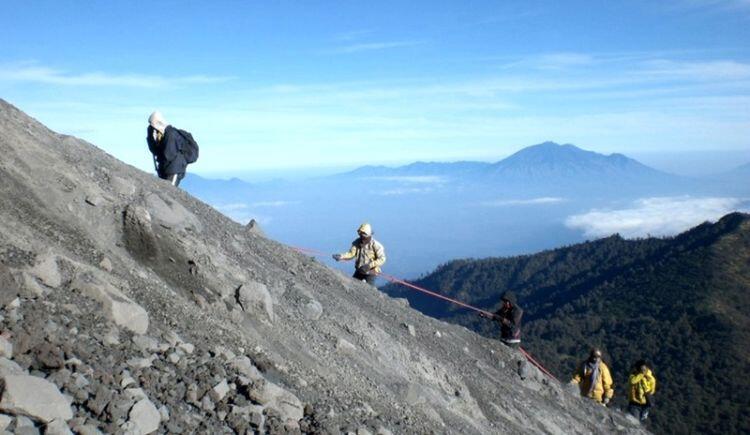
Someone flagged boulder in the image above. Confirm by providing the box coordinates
[0,337,12,359]
[71,273,149,335]
[128,398,161,434]
[229,356,263,382]
[248,380,304,422]
[28,254,62,289]
[301,298,323,321]
[110,176,136,197]
[145,193,201,231]
[236,282,274,323]
[122,205,159,261]
[0,264,20,306]
[245,219,265,237]
[44,419,73,435]
[0,374,73,423]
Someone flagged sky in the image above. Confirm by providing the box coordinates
[1,0,749,179]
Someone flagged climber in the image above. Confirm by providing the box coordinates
[332,223,386,285]
[146,111,189,187]
[478,291,523,348]
[628,359,656,421]
[570,348,614,406]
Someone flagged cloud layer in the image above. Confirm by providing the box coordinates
[565,196,748,238]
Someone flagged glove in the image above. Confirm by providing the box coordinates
[332,254,342,261]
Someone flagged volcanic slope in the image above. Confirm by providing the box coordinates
[0,99,646,434]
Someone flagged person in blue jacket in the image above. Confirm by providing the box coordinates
[147,111,188,187]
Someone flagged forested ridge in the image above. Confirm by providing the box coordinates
[382,212,750,434]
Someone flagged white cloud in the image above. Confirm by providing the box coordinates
[325,40,426,54]
[376,187,435,196]
[565,196,748,238]
[363,176,446,184]
[251,200,299,207]
[0,63,233,88]
[481,197,566,206]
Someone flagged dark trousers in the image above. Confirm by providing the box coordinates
[353,270,376,286]
[160,172,185,187]
[628,402,651,421]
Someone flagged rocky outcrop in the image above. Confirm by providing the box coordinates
[0,99,650,434]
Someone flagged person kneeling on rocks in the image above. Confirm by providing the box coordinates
[570,348,614,406]
[332,223,386,286]
[478,291,523,348]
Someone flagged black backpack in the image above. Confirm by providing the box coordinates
[176,128,200,164]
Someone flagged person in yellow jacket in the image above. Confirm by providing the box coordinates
[570,348,614,405]
[333,223,386,286]
[628,360,656,421]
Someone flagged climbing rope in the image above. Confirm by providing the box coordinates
[291,245,560,382]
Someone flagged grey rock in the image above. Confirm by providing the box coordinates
[131,335,160,352]
[301,298,323,320]
[145,193,201,232]
[98,257,113,273]
[229,356,263,381]
[236,282,275,323]
[0,415,10,431]
[44,419,73,435]
[336,338,357,353]
[71,273,149,335]
[28,254,62,289]
[0,374,73,423]
[209,379,230,402]
[128,398,161,434]
[122,205,159,261]
[248,380,304,422]
[110,176,136,196]
[0,264,20,306]
[0,337,12,359]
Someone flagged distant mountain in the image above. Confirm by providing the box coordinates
[381,212,750,435]
[485,141,672,183]
[332,142,682,193]
[337,161,491,179]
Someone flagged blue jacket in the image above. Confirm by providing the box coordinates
[147,125,187,176]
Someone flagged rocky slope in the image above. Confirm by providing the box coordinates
[0,99,647,434]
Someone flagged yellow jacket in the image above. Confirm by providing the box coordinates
[339,238,386,273]
[572,361,614,403]
[628,369,656,405]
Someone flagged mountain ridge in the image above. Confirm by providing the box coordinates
[382,212,750,434]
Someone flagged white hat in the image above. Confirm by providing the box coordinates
[148,111,168,133]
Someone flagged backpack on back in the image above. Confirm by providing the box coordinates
[175,128,200,164]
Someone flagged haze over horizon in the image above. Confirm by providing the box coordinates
[1,0,748,177]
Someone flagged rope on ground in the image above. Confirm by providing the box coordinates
[291,244,560,382]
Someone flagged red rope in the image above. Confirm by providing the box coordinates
[291,244,560,382]
[519,347,560,382]
[378,273,495,317]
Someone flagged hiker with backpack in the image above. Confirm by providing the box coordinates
[146,111,199,187]
[628,359,657,421]
[332,223,386,286]
[478,291,523,348]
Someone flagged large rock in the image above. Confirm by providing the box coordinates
[236,282,274,323]
[0,374,73,423]
[145,193,201,231]
[27,254,62,289]
[248,380,304,422]
[128,398,161,434]
[229,356,264,382]
[71,273,149,335]
[122,204,159,261]
[0,264,19,307]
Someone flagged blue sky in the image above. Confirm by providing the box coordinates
[1,0,749,178]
